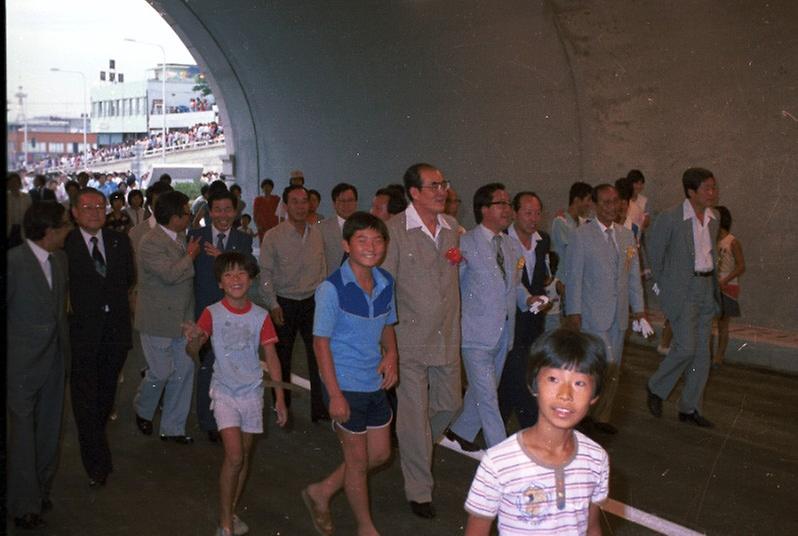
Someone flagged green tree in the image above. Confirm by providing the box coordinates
[192,74,212,97]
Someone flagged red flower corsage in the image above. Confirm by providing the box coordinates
[445,247,464,265]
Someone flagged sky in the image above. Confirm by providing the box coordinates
[6,0,195,122]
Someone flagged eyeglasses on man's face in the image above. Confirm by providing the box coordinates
[419,180,450,192]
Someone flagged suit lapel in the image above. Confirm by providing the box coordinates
[22,242,55,305]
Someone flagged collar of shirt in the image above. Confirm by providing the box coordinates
[595,219,614,234]
[158,224,179,242]
[211,225,230,242]
[405,203,452,242]
[507,224,541,252]
[79,227,105,256]
[27,238,51,265]
[478,223,502,243]
[340,259,389,298]
[682,198,716,225]
[336,215,346,229]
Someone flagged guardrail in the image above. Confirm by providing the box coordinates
[42,137,226,173]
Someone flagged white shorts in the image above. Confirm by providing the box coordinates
[210,391,264,434]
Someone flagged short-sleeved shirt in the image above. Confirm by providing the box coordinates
[313,260,397,392]
[197,298,278,399]
[465,431,609,535]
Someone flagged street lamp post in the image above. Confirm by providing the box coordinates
[124,38,167,163]
[50,68,89,166]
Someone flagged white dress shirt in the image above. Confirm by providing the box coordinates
[405,203,452,247]
[508,224,541,280]
[682,199,715,272]
[27,239,53,289]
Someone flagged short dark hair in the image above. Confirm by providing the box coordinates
[568,182,593,206]
[109,191,126,204]
[614,177,633,201]
[200,184,210,195]
[403,163,437,201]
[261,178,274,189]
[282,184,308,204]
[682,167,714,198]
[208,179,229,197]
[382,184,408,215]
[473,182,506,224]
[241,213,252,223]
[331,182,358,202]
[23,201,66,241]
[76,187,107,205]
[208,190,237,211]
[213,251,259,282]
[512,191,543,212]
[627,169,646,184]
[591,183,615,203]
[34,174,47,187]
[229,184,242,195]
[717,205,732,231]
[342,211,389,242]
[77,171,91,185]
[526,328,607,398]
[308,189,321,202]
[145,181,173,208]
[65,180,81,194]
[128,189,144,206]
[7,172,22,187]
[153,191,189,225]
[158,173,172,184]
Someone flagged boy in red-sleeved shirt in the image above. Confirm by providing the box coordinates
[184,251,288,536]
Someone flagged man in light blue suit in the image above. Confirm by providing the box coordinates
[446,183,533,450]
[645,168,720,428]
[565,184,646,434]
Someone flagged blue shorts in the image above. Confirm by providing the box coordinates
[322,387,392,434]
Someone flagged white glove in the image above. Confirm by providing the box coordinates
[529,296,551,315]
[652,282,660,296]
[632,318,655,338]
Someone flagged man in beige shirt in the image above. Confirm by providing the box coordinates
[383,163,462,519]
[318,182,359,276]
[259,184,328,423]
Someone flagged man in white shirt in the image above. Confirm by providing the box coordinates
[318,182,358,276]
[646,168,720,428]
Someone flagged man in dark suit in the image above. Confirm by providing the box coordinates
[646,168,721,428]
[7,202,72,530]
[498,191,552,429]
[318,182,359,275]
[188,190,253,442]
[65,188,135,486]
[29,174,57,203]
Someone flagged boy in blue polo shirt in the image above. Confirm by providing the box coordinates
[301,212,398,536]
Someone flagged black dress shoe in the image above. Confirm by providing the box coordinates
[409,501,436,519]
[444,429,481,452]
[593,421,618,435]
[207,430,221,443]
[41,499,53,513]
[160,434,194,444]
[14,513,47,530]
[646,386,663,418]
[136,414,153,435]
[678,411,714,428]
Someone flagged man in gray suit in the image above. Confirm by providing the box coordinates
[318,182,359,275]
[382,163,461,519]
[7,202,72,530]
[133,191,201,443]
[446,183,533,450]
[565,184,646,434]
[646,168,720,428]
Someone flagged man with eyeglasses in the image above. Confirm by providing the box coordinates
[382,163,461,519]
[319,182,359,276]
[8,202,72,529]
[64,188,136,486]
[446,184,537,453]
[134,191,202,444]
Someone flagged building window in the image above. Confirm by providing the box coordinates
[48,142,64,153]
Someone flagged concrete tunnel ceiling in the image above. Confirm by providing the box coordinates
[152,0,797,332]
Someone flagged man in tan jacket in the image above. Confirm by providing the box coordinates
[382,163,461,519]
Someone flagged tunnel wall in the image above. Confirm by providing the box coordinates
[154,0,796,331]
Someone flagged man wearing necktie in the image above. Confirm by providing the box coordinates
[564,184,646,435]
[188,190,253,442]
[134,191,201,444]
[64,188,135,487]
[7,202,72,529]
[318,183,359,276]
[446,183,535,451]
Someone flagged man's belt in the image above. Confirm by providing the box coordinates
[693,270,714,277]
